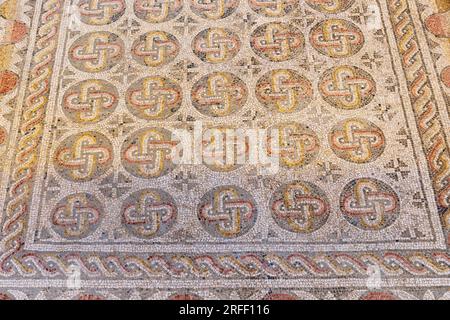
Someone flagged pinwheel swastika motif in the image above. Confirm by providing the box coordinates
[329,118,386,163]
[248,0,298,17]
[190,0,239,20]
[198,185,257,238]
[191,72,248,117]
[122,189,177,239]
[310,19,364,58]
[255,69,313,113]
[121,128,178,178]
[319,65,376,109]
[54,132,113,182]
[268,122,320,169]
[201,125,248,172]
[77,0,126,25]
[340,178,400,230]
[134,0,183,23]
[69,32,124,72]
[126,76,182,120]
[192,28,241,63]
[250,22,304,61]
[305,0,355,13]
[270,181,330,233]
[51,193,103,239]
[132,31,180,67]
[62,79,119,123]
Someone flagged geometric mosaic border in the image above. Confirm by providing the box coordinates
[0,0,448,293]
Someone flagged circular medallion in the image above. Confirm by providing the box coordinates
[134,0,183,23]
[340,178,400,230]
[256,69,313,113]
[51,193,103,239]
[54,131,113,182]
[250,23,304,62]
[122,188,177,239]
[268,122,320,169]
[319,65,376,109]
[270,180,330,233]
[62,79,119,123]
[190,0,239,20]
[198,185,257,238]
[121,127,178,178]
[248,0,298,17]
[191,72,247,117]
[126,76,182,120]
[201,125,247,172]
[310,19,364,58]
[132,31,180,67]
[329,118,385,163]
[69,32,124,73]
[77,0,126,25]
[305,0,355,13]
[192,28,241,64]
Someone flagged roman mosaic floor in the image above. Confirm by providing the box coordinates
[0,0,449,300]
